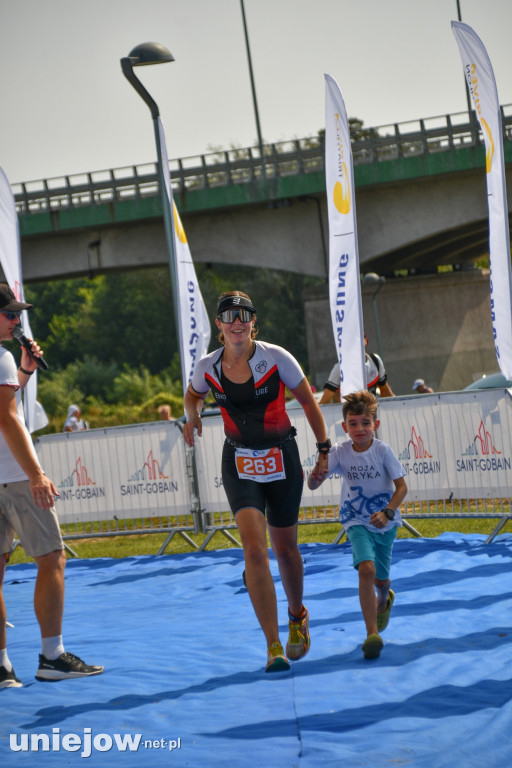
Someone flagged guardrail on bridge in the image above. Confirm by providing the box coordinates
[12,105,512,217]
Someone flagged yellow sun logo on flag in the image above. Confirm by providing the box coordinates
[481,118,495,173]
[333,164,351,214]
[173,203,188,244]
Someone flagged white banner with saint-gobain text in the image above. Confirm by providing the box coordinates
[0,166,48,433]
[193,390,512,511]
[324,74,365,397]
[34,389,512,523]
[157,118,211,395]
[35,422,190,523]
[452,22,512,380]
[377,389,512,500]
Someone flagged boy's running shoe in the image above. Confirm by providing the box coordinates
[362,633,384,659]
[377,589,395,633]
[265,642,290,673]
[286,606,310,661]
[36,652,104,681]
[0,665,22,688]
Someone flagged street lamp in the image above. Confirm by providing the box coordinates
[363,272,385,358]
[120,43,180,352]
[455,0,473,116]
[240,0,266,179]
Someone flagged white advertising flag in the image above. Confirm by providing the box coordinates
[0,167,48,432]
[452,22,512,379]
[157,118,211,394]
[324,74,365,397]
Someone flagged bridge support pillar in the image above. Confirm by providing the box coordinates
[304,268,496,395]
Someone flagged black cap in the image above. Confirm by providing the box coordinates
[0,284,32,312]
[217,294,255,316]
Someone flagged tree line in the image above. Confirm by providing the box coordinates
[13,264,323,433]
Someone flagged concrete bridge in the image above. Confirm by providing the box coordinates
[10,108,512,397]
[12,106,512,284]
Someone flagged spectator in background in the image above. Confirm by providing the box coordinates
[320,333,394,404]
[412,379,434,394]
[63,405,89,433]
[158,404,174,421]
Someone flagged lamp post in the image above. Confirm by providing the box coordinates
[456,0,472,116]
[240,0,266,179]
[363,272,385,358]
[120,43,181,351]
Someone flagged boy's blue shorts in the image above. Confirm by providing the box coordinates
[346,525,397,580]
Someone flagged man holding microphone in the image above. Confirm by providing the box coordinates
[0,284,103,688]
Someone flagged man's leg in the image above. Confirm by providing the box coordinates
[33,547,104,681]
[0,554,6,651]
[33,548,66,638]
[0,553,23,687]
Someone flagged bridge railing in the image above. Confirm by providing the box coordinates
[12,105,512,216]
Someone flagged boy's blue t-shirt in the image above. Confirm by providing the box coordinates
[326,438,406,533]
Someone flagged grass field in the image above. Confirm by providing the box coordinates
[6,513,511,566]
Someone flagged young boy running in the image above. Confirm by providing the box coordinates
[308,390,407,659]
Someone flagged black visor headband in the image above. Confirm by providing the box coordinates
[217,295,255,316]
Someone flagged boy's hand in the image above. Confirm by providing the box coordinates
[370,510,389,529]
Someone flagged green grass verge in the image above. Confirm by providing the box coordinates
[7,515,509,567]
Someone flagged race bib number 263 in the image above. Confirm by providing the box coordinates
[235,447,286,483]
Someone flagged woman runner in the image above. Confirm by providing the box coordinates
[183,290,330,672]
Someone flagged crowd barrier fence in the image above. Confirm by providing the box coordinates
[33,389,512,555]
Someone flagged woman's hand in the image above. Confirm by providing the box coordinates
[183,386,207,446]
[182,414,202,446]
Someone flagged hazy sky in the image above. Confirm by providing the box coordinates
[1,0,511,185]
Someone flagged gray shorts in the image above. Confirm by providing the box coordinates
[0,480,63,558]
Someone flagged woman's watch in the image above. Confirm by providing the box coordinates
[316,439,331,455]
[383,507,395,520]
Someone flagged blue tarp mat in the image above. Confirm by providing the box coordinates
[2,532,512,767]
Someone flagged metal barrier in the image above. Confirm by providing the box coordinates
[33,388,512,554]
[193,390,512,548]
[35,420,200,555]
[13,104,512,216]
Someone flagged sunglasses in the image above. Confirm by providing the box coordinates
[0,310,21,321]
[217,308,254,324]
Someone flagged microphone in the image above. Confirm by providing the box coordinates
[11,327,49,371]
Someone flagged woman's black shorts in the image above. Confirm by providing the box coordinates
[221,437,304,528]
